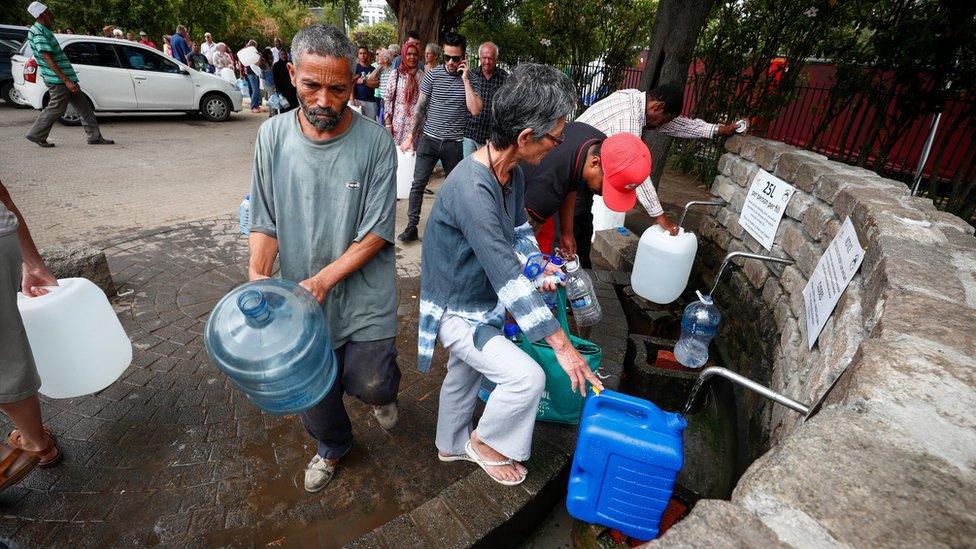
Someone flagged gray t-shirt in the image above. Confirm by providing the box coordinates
[0,203,18,236]
[249,110,398,348]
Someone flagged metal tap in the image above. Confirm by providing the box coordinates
[709,251,794,297]
[678,199,727,230]
[682,366,811,416]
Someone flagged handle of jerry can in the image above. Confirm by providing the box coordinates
[591,390,655,428]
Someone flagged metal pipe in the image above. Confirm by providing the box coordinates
[682,366,811,416]
[911,112,942,197]
[678,199,727,230]
[709,251,794,297]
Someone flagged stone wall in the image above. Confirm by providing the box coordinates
[650,135,976,546]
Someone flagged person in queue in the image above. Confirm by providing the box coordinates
[522,123,650,263]
[397,32,483,243]
[418,64,604,486]
[383,42,423,146]
[462,41,507,157]
[247,24,399,494]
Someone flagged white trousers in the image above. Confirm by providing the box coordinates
[435,316,546,461]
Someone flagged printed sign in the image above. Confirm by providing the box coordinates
[803,217,865,349]
[739,168,795,250]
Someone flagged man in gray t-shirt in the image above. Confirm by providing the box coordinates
[248,24,399,494]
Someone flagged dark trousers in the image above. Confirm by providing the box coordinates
[300,337,401,459]
[26,83,102,143]
[572,187,595,268]
[406,135,463,227]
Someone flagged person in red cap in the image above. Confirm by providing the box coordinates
[522,122,650,267]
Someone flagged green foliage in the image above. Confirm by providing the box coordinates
[0,0,354,48]
[350,21,398,51]
[461,0,655,110]
[463,0,655,67]
[672,0,975,222]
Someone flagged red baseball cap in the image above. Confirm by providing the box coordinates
[600,133,651,212]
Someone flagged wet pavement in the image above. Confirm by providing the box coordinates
[0,216,471,547]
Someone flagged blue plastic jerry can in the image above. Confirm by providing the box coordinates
[566,389,687,541]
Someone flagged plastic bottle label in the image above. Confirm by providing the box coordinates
[571,296,592,308]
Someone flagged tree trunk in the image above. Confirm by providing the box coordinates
[639,0,714,189]
[386,0,473,46]
[388,0,442,45]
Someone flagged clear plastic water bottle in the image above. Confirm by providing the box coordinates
[479,321,521,402]
[204,279,338,414]
[565,256,601,326]
[238,194,251,236]
[674,291,721,368]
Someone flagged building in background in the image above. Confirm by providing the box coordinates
[359,0,387,26]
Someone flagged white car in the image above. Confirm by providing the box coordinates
[12,34,243,123]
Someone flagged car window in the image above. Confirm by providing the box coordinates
[64,41,121,68]
[0,38,22,55]
[119,45,181,74]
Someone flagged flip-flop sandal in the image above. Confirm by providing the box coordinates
[0,441,39,494]
[464,440,526,486]
[437,452,474,463]
[7,427,62,469]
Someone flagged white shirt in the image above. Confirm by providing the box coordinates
[271,46,281,63]
[576,89,719,217]
[200,41,218,64]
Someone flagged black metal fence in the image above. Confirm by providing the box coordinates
[679,73,976,225]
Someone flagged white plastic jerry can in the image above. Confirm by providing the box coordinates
[17,278,132,399]
[631,225,698,305]
[590,195,627,242]
[396,147,416,200]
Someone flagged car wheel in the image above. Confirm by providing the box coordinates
[57,95,94,126]
[200,93,231,122]
[1,83,28,108]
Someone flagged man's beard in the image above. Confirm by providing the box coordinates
[300,99,347,131]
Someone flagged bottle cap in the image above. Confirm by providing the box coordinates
[503,323,520,338]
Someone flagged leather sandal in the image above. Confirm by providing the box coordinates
[0,441,39,495]
[7,427,62,468]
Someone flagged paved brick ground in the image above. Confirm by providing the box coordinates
[0,104,263,250]
[0,216,469,547]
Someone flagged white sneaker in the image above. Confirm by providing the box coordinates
[304,454,337,493]
[373,402,398,430]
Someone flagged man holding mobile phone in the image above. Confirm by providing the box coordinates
[397,32,483,243]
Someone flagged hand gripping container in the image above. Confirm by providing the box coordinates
[567,389,687,541]
[204,279,338,414]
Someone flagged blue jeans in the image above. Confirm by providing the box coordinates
[463,137,482,158]
[246,73,261,109]
[299,338,401,459]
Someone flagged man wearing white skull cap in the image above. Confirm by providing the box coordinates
[23,2,114,147]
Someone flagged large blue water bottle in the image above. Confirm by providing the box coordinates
[673,290,721,368]
[204,279,338,414]
[567,390,686,541]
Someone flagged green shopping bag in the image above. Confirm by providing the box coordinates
[521,287,603,424]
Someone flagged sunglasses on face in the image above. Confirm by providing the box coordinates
[443,55,464,63]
